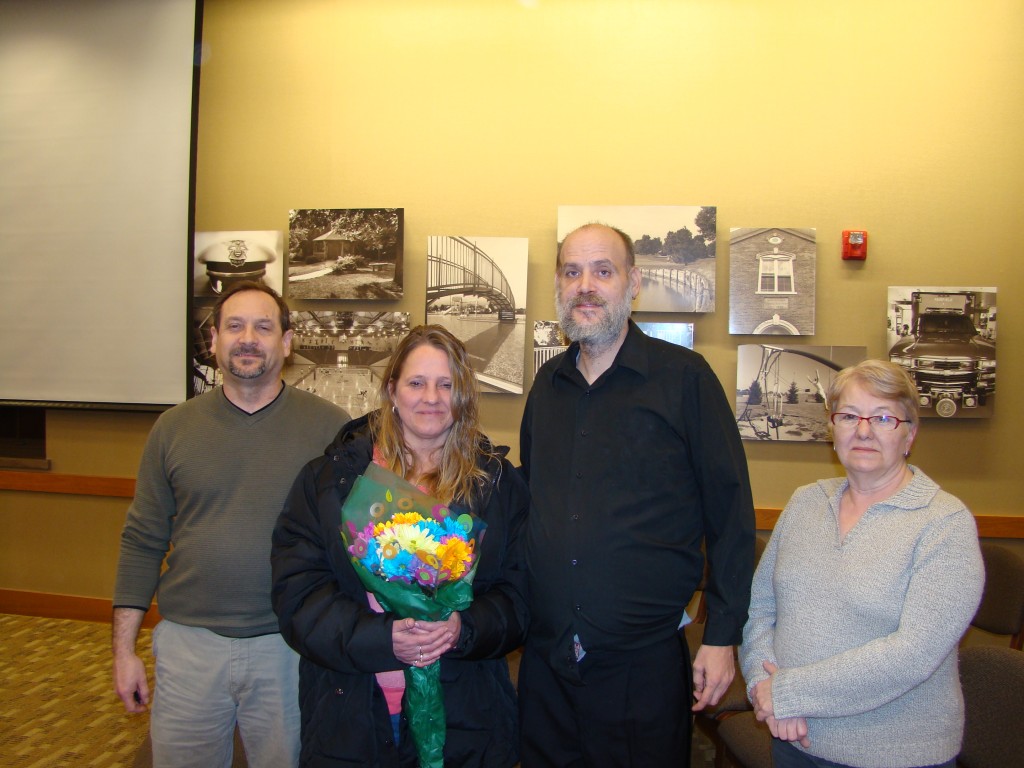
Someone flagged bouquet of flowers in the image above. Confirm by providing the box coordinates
[341,461,487,768]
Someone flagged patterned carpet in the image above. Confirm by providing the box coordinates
[0,613,153,767]
[0,613,717,767]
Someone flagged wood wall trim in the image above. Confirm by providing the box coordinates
[0,470,135,497]
[0,589,160,628]
[971,515,1024,539]
[755,509,1020,539]
[756,508,782,530]
[1,470,1021,538]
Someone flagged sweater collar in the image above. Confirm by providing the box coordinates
[827,465,940,512]
[218,381,287,418]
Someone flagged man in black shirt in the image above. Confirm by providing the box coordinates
[518,223,755,767]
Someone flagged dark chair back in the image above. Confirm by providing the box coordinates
[958,645,1024,768]
[972,543,1024,649]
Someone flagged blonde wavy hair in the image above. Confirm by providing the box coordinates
[370,325,493,504]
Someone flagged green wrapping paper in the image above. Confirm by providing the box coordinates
[340,462,486,768]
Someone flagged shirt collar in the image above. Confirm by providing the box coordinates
[554,319,650,384]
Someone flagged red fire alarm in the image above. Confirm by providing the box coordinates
[842,230,868,260]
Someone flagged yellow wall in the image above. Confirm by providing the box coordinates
[2,0,1022,599]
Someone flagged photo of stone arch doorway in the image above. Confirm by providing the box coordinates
[426,235,528,394]
[729,227,816,335]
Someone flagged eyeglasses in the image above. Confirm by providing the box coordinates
[830,412,911,430]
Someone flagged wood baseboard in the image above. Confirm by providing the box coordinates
[0,589,160,628]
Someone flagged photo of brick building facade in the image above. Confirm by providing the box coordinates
[729,227,816,335]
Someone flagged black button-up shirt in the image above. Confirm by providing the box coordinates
[520,321,755,672]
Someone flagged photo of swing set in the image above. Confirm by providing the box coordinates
[735,344,866,442]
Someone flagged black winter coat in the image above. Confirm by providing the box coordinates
[271,414,529,767]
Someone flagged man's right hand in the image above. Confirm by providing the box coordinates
[113,652,150,712]
[112,607,149,713]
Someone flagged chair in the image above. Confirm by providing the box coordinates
[957,645,1024,768]
[717,541,1024,768]
[716,646,1024,768]
[688,535,769,768]
[971,543,1024,649]
[716,711,771,768]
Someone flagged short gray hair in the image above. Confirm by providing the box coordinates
[826,359,919,424]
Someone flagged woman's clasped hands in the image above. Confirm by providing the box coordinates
[752,661,811,748]
[391,613,461,667]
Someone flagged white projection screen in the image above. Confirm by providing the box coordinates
[0,0,198,407]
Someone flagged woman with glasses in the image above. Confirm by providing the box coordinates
[739,359,984,768]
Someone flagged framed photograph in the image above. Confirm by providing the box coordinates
[533,320,568,376]
[729,227,816,335]
[636,321,694,350]
[288,208,404,300]
[286,311,411,417]
[557,205,717,313]
[736,344,866,441]
[191,304,219,397]
[190,309,412,415]
[532,320,693,377]
[426,235,528,394]
[193,230,284,297]
[887,286,997,419]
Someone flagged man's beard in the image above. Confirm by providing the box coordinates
[555,289,633,349]
[227,343,268,379]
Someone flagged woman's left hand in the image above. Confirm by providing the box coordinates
[756,661,810,746]
[766,715,811,748]
[752,660,778,721]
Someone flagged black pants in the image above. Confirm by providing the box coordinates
[518,632,692,768]
[772,740,956,768]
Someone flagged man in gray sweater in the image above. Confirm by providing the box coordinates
[112,282,349,768]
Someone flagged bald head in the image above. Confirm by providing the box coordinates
[557,223,635,271]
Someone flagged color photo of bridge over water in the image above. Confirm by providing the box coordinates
[427,236,528,394]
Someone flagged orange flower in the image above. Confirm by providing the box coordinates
[437,538,472,579]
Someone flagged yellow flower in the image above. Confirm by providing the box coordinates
[392,512,427,526]
[437,538,471,579]
[394,523,439,555]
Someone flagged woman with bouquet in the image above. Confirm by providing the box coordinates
[272,325,529,768]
